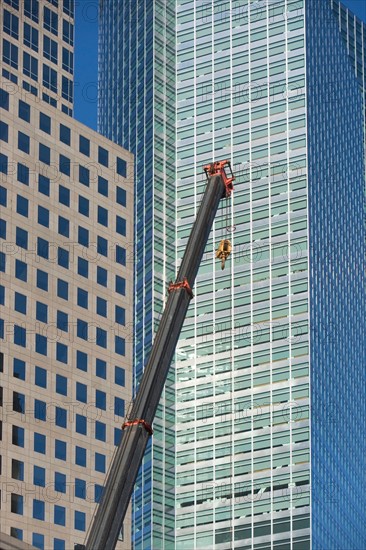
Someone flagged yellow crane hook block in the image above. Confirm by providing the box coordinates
[216,239,232,270]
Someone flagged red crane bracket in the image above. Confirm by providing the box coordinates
[203,159,235,198]
[168,277,194,299]
[122,419,153,436]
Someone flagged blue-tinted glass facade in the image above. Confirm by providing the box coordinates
[98,0,365,549]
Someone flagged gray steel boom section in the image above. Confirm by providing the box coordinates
[84,174,226,550]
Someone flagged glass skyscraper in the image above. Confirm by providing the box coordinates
[0,1,133,548]
[98,1,365,549]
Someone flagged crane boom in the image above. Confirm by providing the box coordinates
[84,161,234,550]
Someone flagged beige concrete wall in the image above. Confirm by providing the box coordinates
[0,80,134,550]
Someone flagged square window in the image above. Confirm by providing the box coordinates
[3,39,19,69]
[114,397,125,417]
[33,499,45,521]
[98,146,108,167]
[13,358,25,380]
[78,226,89,247]
[95,421,106,442]
[56,342,68,364]
[55,439,66,460]
[0,186,7,206]
[17,163,29,185]
[95,390,106,410]
[18,131,30,154]
[12,459,24,481]
[16,195,29,217]
[0,153,8,175]
[79,165,89,186]
[116,216,126,236]
[59,185,70,206]
[115,336,125,356]
[78,257,88,278]
[14,325,26,347]
[79,135,90,156]
[24,22,39,52]
[77,288,88,309]
[54,472,66,493]
[75,446,86,467]
[11,494,23,515]
[98,176,108,196]
[116,187,126,206]
[34,399,46,421]
[0,219,6,240]
[33,465,45,486]
[58,216,69,237]
[38,174,50,196]
[116,157,127,177]
[54,540,65,550]
[96,358,106,379]
[59,124,70,145]
[78,195,89,216]
[56,374,67,396]
[75,478,86,499]
[15,260,27,282]
[114,427,122,446]
[77,319,88,340]
[57,279,68,300]
[55,407,67,428]
[23,51,38,80]
[37,237,49,259]
[76,382,87,403]
[98,206,108,226]
[32,534,44,549]
[115,245,126,266]
[39,143,50,165]
[76,414,87,435]
[95,452,106,473]
[14,292,27,314]
[0,252,5,273]
[16,227,28,249]
[96,297,107,317]
[115,366,125,387]
[18,100,30,122]
[35,334,47,355]
[58,247,69,269]
[115,306,125,325]
[54,505,66,526]
[35,366,47,388]
[76,350,87,372]
[115,275,126,295]
[59,154,70,176]
[94,484,103,502]
[39,112,51,133]
[36,301,47,323]
[34,433,46,454]
[36,269,48,291]
[13,391,25,413]
[97,236,108,257]
[12,425,24,447]
[56,310,68,332]
[97,266,107,287]
[38,205,49,227]
[96,328,107,349]
[74,510,86,531]
[0,88,10,110]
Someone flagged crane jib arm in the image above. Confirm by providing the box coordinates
[83,160,234,550]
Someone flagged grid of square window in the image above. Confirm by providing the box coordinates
[0,83,133,549]
[1,0,75,114]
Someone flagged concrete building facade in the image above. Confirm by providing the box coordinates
[0,1,134,548]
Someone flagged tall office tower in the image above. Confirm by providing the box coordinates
[98,0,365,549]
[0,1,134,549]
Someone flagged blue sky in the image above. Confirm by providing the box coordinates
[74,0,366,130]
